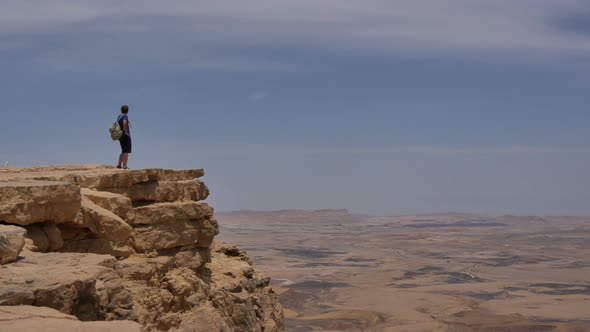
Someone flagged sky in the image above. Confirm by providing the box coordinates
[1,0,589,216]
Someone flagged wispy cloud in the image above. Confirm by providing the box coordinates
[142,141,590,157]
[250,91,270,101]
[1,0,590,73]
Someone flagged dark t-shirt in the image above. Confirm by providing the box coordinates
[118,114,130,136]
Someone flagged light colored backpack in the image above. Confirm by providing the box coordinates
[109,115,123,140]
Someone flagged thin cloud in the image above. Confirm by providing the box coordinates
[250,91,270,101]
[1,0,590,72]
[184,59,299,73]
[142,141,590,157]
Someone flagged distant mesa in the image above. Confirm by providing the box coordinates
[219,208,352,220]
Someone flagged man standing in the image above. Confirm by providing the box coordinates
[117,105,131,169]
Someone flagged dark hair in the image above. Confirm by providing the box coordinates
[121,105,129,114]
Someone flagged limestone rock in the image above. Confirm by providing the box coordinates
[0,225,26,264]
[131,218,218,252]
[81,188,133,220]
[130,180,210,203]
[42,223,64,251]
[132,202,214,225]
[70,169,157,190]
[115,255,174,281]
[59,225,92,241]
[68,168,203,191]
[0,251,128,317]
[24,224,49,252]
[173,247,211,270]
[25,223,63,252]
[155,168,205,181]
[61,238,134,258]
[0,305,142,332]
[79,197,133,242]
[208,242,284,332]
[0,180,80,226]
[177,306,232,332]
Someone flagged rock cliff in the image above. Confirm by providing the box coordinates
[0,165,283,332]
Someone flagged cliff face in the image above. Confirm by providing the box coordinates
[0,165,283,332]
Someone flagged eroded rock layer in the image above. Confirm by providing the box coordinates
[0,165,283,332]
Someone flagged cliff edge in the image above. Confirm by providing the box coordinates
[0,165,283,332]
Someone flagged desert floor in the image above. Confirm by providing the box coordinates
[217,210,590,332]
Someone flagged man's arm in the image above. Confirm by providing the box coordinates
[122,119,129,135]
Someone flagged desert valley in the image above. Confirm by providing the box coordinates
[218,209,590,332]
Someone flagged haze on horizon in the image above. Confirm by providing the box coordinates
[1,0,589,216]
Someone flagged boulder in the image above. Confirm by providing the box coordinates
[0,180,80,226]
[0,305,141,332]
[0,225,26,264]
[130,180,210,203]
[132,202,214,225]
[25,223,63,252]
[81,188,133,220]
[79,197,133,242]
[42,223,64,251]
[24,224,49,252]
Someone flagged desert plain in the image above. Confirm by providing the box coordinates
[217,210,590,332]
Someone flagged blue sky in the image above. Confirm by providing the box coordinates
[1,0,589,215]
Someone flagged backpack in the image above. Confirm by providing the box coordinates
[109,115,123,140]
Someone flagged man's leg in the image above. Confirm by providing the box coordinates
[122,153,129,168]
[117,153,124,168]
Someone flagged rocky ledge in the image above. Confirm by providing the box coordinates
[0,165,283,332]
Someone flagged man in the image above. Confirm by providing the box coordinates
[117,105,131,169]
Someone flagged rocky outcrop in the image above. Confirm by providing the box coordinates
[0,165,283,331]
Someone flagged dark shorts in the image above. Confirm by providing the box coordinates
[119,134,132,153]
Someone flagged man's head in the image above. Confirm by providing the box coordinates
[121,105,129,114]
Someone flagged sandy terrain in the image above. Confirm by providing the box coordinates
[217,210,590,332]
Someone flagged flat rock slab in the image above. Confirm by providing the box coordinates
[0,251,116,312]
[79,197,133,242]
[130,180,210,203]
[0,180,80,226]
[0,165,204,187]
[154,168,205,181]
[131,218,218,251]
[132,202,214,225]
[81,188,133,220]
[0,305,141,332]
